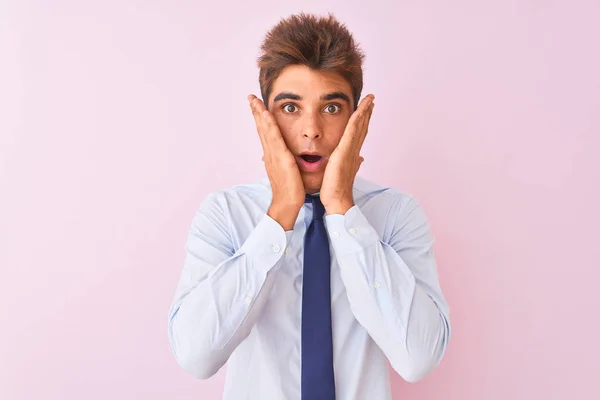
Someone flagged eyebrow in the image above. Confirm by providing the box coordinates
[273,92,302,103]
[272,91,351,104]
[321,91,351,104]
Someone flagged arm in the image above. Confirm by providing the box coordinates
[167,192,290,379]
[324,195,451,382]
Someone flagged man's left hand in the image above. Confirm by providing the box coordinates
[320,94,375,215]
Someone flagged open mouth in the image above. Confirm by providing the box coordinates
[296,153,325,172]
[300,154,323,163]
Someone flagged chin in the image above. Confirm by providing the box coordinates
[302,174,323,194]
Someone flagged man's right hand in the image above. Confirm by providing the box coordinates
[248,95,305,231]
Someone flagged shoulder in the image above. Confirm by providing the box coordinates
[352,176,432,242]
[195,176,272,213]
[215,176,271,200]
[352,175,418,211]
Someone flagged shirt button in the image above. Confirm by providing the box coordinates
[244,296,252,305]
[332,231,339,238]
[374,281,381,289]
[272,244,281,253]
[349,227,357,234]
[285,247,290,254]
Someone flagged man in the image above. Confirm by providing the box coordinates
[168,13,451,400]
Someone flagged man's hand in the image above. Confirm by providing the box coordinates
[248,95,305,230]
[320,94,375,215]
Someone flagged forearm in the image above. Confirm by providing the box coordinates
[168,213,290,379]
[340,250,447,382]
[337,244,449,381]
[325,203,451,382]
[168,256,282,379]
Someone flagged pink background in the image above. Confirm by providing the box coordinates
[1,1,599,399]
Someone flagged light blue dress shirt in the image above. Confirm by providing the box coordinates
[168,175,451,399]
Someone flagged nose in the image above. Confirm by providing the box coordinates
[302,112,322,139]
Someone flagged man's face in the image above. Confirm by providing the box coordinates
[268,65,354,194]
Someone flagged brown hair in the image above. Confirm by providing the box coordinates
[258,13,365,110]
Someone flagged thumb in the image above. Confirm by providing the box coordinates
[356,156,365,173]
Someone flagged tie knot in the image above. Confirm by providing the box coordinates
[305,194,325,219]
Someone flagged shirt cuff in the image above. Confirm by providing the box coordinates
[324,205,380,257]
[240,213,289,273]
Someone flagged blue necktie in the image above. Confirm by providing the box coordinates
[301,194,336,399]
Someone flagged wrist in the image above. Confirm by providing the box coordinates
[267,201,301,230]
[323,198,354,215]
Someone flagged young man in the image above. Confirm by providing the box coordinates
[168,13,451,400]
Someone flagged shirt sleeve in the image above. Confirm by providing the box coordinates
[324,195,451,382]
[167,192,292,379]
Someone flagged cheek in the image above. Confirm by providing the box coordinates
[325,120,348,145]
[272,115,298,146]
[274,116,298,137]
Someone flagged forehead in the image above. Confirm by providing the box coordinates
[270,65,352,101]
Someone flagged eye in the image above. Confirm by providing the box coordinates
[324,104,341,114]
[282,103,298,113]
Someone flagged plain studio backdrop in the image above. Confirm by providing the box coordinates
[1,1,599,399]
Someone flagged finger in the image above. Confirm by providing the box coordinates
[347,95,373,127]
[251,96,279,139]
[248,95,272,148]
[354,95,375,130]
[248,96,293,165]
[354,156,365,175]
[340,101,367,143]
[357,102,375,148]
[248,94,260,118]
[355,96,375,145]
[361,95,375,126]
[248,96,289,156]
[356,94,375,110]
[248,95,262,127]
[249,95,272,122]
[339,96,374,151]
[251,98,282,141]
[261,109,289,150]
